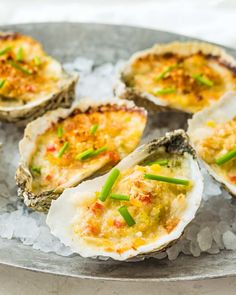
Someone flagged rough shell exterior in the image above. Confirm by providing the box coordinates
[114,41,236,113]
[16,98,147,212]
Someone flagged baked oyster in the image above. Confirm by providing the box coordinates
[47,130,203,260]
[115,41,236,113]
[0,32,78,123]
[16,98,147,212]
[188,91,236,196]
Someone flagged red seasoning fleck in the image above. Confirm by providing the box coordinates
[46,175,52,181]
[113,219,124,228]
[138,193,152,204]
[90,202,104,215]
[46,145,56,152]
[229,175,236,183]
[108,151,120,163]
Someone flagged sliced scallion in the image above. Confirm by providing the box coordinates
[34,56,41,66]
[90,124,99,135]
[9,61,32,75]
[58,142,69,158]
[0,46,11,56]
[31,166,41,175]
[215,148,236,165]
[155,87,176,95]
[110,194,130,201]
[57,126,63,138]
[118,206,135,226]
[155,64,178,81]
[144,174,190,185]
[99,168,120,202]
[192,74,214,87]
[91,146,107,157]
[146,159,168,166]
[75,148,94,160]
[0,79,6,89]
[16,47,24,61]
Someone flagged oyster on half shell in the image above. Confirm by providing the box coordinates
[0,32,78,123]
[47,130,203,261]
[115,41,236,114]
[16,98,147,212]
[188,91,236,196]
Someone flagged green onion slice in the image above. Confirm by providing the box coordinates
[146,159,168,166]
[31,166,41,174]
[75,148,94,160]
[57,126,63,138]
[155,64,178,81]
[0,79,6,89]
[144,174,190,185]
[192,74,214,87]
[99,168,120,202]
[155,87,176,95]
[110,194,130,201]
[215,147,236,165]
[9,61,32,75]
[92,146,107,157]
[16,47,24,61]
[118,206,135,226]
[90,124,99,135]
[58,142,69,158]
[34,56,41,66]
[0,46,11,56]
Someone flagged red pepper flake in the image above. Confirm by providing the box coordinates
[229,175,236,183]
[107,151,120,163]
[46,145,56,152]
[138,193,152,204]
[86,224,100,235]
[45,175,52,181]
[25,84,36,92]
[113,219,124,228]
[90,202,104,215]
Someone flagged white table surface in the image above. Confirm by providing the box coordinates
[1,0,236,294]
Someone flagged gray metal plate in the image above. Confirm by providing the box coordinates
[0,22,236,282]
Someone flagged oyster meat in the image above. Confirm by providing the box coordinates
[16,98,147,211]
[0,32,78,123]
[47,130,203,260]
[188,91,236,196]
[115,41,236,113]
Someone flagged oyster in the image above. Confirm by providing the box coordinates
[16,98,147,212]
[0,32,78,123]
[188,91,236,196]
[47,130,203,260]
[115,41,236,114]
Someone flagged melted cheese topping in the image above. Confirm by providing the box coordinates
[197,117,236,184]
[30,106,146,194]
[0,33,63,107]
[126,53,236,113]
[71,155,192,254]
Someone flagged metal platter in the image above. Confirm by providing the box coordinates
[0,22,236,282]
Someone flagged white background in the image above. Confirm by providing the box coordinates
[1,0,236,294]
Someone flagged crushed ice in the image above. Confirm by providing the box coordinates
[1,57,236,260]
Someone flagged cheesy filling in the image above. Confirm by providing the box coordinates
[126,53,236,113]
[71,154,192,254]
[30,106,146,194]
[0,33,63,107]
[198,117,236,184]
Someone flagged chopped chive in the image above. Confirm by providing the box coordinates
[34,56,41,66]
[16,47,24,61]
[75,148,94,160]
[0,79,6,89]
[110,194,130,201]
[9,61,32,75]
[155,87,176,95]
[31,166,41,175]
[192,74,214,87]
[155,64,178,81]
[118,206,135,226]
[57,126,63,138]
[90,124,99,135]
[146,159,169,166]
[99,168,120,202]
[91,146,107,156]
[144,174,190,185]
[58,142,69,158]
[0,46,11,56]
[215,147,236,165]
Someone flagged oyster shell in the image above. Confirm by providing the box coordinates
[0,32,78,123]
[115,41,236,114]
[16,98,147,212]
[188,91,236,196]
[47,130,203,261]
